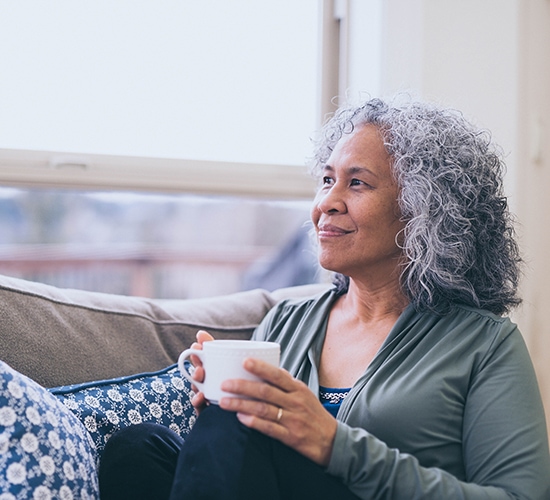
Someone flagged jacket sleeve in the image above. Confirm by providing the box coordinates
[326,328,550,499]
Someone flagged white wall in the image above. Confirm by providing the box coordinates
[515,0,550,440]
[382,0,521,203]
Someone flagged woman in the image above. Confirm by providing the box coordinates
[99,98,550,499]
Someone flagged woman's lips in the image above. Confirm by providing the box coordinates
[317,224,353,237]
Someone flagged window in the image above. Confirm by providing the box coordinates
[0,2,345,297]
[0,1,323,194]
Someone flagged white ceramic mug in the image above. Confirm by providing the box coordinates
[178,340,280,404]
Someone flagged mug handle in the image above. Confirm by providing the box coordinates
[178,348,204,392]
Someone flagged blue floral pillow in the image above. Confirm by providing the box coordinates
[50,364,196,461]
[0,360,99,499]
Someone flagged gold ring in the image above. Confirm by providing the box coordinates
[276,407,283,422]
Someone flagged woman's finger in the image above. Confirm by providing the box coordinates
[196,330,214,344]
[188,330,215,368]
[187,330,215,416]
[190,330,215,352]
[241,358,296,392]
[191,390,208,414]
[220,377,337,467]
[192,365,205,384]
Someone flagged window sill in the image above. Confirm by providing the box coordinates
[0,149,316,199]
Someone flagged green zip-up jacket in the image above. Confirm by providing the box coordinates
[252,289,550,499]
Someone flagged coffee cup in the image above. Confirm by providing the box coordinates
[178,340,280,404]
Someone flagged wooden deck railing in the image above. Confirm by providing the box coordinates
[0,243,270,298]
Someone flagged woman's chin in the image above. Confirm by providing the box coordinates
[318,258,346,276]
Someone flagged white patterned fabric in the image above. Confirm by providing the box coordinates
[50,364,196,461]
[0,361,99,499]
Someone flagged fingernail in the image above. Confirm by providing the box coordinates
[236,413,251,426]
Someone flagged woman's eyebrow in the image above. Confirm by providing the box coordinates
[348,166,378,178]
[323,164,379,178]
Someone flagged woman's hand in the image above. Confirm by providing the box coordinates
[218,359,338,467]
[189,330,214,413]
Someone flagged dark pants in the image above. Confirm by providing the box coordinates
[99,405,360,500]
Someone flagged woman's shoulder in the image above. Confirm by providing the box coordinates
[407,302,523,359]
[409,301,518,330]
[444,303,518,332]
[252,287,337,343]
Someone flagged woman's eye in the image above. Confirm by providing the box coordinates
[322,176,333,185]
[350,178,373,188]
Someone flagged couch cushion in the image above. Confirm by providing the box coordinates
[50,364,195,462]
[0,274,328,388]
[0,360,99,499]
[0,274,277,387]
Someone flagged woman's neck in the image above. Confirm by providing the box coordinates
[318,278,409,388]
[342,277,409,324]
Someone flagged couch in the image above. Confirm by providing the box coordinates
[0,273,327,499]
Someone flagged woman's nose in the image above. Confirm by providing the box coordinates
[315,184,347,214]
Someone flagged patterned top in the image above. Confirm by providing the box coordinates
[319,386,350,418]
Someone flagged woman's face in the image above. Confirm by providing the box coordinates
[311,124,405,282]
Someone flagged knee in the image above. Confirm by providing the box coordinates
[99,423,184,500]
[102,423,183,466]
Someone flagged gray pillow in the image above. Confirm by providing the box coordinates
[0,274,327,388]
[0,274,277,387]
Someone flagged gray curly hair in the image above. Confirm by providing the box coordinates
[311,97,522,315]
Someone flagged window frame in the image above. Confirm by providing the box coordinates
[0,148,317,199]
